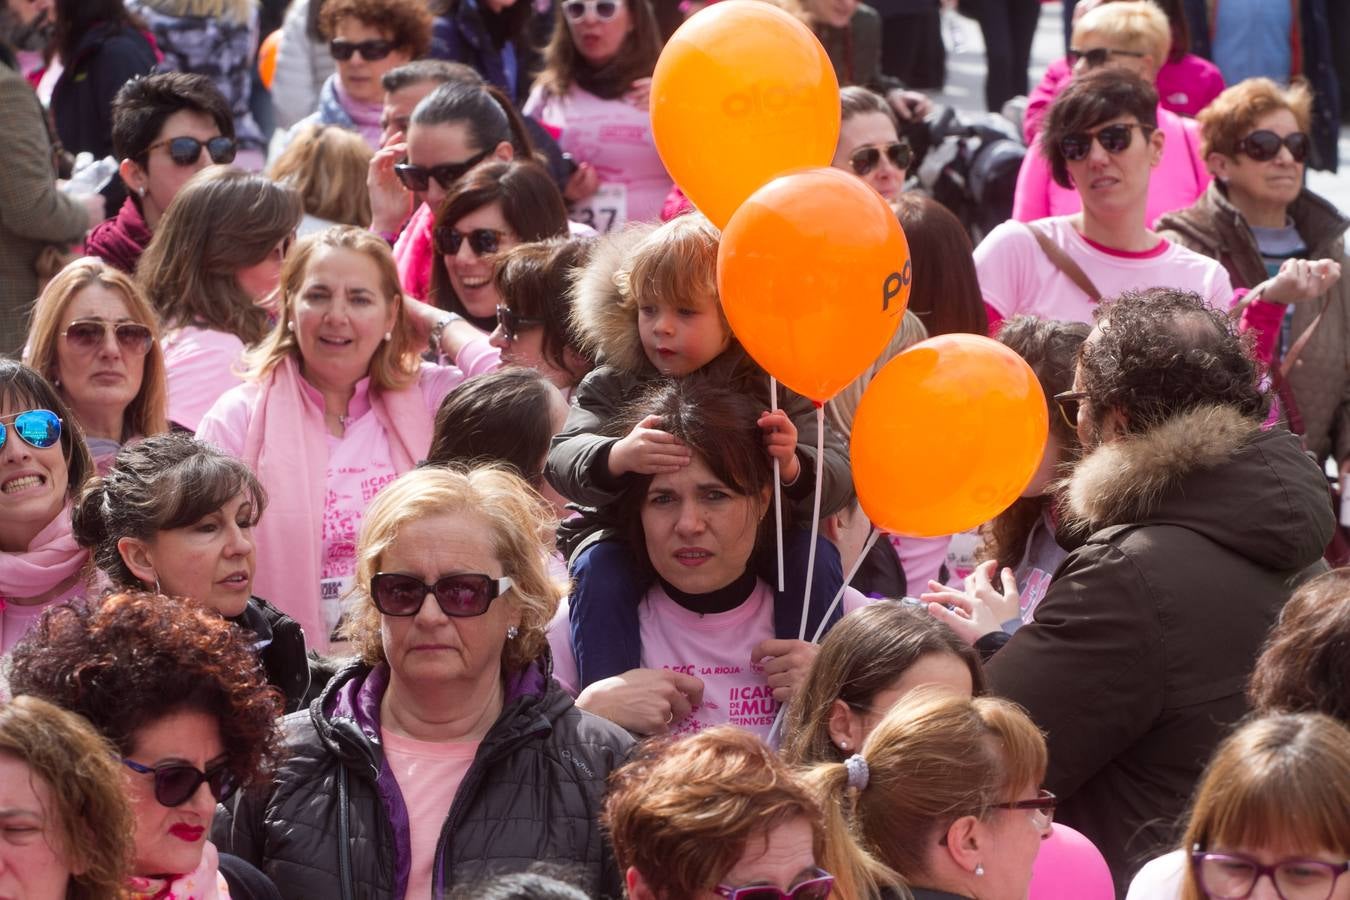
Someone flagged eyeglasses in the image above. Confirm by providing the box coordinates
[1190,847,1350,900]
[0,409,62,452]
[62,319,154,355]
[992,788,1058,830]
[434,226,507,257]
[563,0,623,22]
[850,141,913,177]
[144,135,237,167]
[1067,46,1147,68]
[370,572,514,618]
[121,758,239,808]
[1059,122,1153,162]
[330,38,395,61]
[394,149,492,192]
[1053,390,1087,430]
[496,305,547,340]
[713,869,835,900]
[1237,129,1311,163]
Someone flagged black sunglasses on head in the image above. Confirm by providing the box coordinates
[122,757,238,807]
[371,572,513,618]
[496,305,547,340]
[1237,129,1310,163]
[850,141,912,176]
[1058,122,1152,161]
[434,226,507,257]
[145,135,237,167]
[330,38,395,61]
[394,149,492,192]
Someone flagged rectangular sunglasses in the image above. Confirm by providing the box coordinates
[714,869,834,900]
[145,135,237,167]
[330,38,394,61]
[371,572,514,618]
[394,149,492,192]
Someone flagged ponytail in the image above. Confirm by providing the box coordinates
[801,759,900,900]
[411,81,537,161]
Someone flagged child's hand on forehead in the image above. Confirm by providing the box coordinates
[758,410,801,485]
[608,414,692,477]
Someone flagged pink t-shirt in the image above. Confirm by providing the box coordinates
[1012,106,1210,228]
[382,728,479,900]
[163,326,247,431]
[890,535,952,594]
[975,215,1233,324]
[524,85,672,230]
[0,579,84,655]
[637,579,777,740]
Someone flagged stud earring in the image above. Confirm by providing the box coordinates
[383,331,392,342]
[506,625,519,639]
[138,186,147,198]
[838,740,848,750]
[975,864,984,877]
[287,320,296,332]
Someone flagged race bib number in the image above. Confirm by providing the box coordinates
[572,182,627,233]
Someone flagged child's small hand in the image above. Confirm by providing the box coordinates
[609,414,691,477]
[758,410,801,484]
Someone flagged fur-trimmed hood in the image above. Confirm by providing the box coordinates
[1063,404,1332,571]
[568,225,657,375]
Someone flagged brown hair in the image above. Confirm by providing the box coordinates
[1248,569,1350,723]
[7,591,284,790]
[535,0,663,100]
[427,368,560,489]
[493,237,596,384]
[603,726,825,898]
[893,194,988,337]
[318,0,433,58]
[24,258,169,442]
[0,360,95,502]
[1177,712,1350,900]
[245,225,421,391]
[782,603,986,766]
[840,85,900,131]
[269,123,374,228]
[1039,68,1159,190]
[0,695,134,900]
[1197,77,1314,159]
[137,167,303,345]
[804,690,1048,900]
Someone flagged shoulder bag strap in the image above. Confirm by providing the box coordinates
[1279,289,1335,379]
[1025,223,1104,303]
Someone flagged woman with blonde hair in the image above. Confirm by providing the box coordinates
[0,694,135,900]
[138,167,304,430]
[24,260,168,472]
[196,225,475,649]
[215,465,633,899]
[269,122,375,234]
[803,688,1052,900]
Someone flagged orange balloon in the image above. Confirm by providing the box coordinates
[651,1,840,227]
[718,167,912,402]
[259,30,281,90]
[849,335,1049,538]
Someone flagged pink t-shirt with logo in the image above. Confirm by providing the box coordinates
[382,729,479,900]
[162,326,247,431]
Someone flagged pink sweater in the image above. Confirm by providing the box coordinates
[1012,105,1210,228]
[162,326,247,431]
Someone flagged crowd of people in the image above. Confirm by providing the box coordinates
[1,0,1349,898]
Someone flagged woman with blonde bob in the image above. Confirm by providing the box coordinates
[1126,712,1350,900]
[0,694,134,900]
[197,225,472,649]
[216,465,633,899]
[268,123,375,235]
[803,689,1052,900]
[23,259,168,471]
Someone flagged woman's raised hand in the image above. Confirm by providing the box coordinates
[368,135,414,235]
[575,667,706,734]
[1262,258,1343,305]
[920,560,1021,645]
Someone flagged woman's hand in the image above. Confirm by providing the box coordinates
[753,638,819,704]
[564,161,601,203]
[608,414,691,477]
[1261,258,1343,305]
[402,295,443,347]
[626,77,653,111]
[368,135,414,235]
[920,560,1022,645]
[758,410,802,484]
[885,88,933,123]
[575,667,705,734]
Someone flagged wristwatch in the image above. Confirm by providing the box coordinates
[428,311,463,355]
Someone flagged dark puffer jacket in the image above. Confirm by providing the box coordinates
[212,660,633,900]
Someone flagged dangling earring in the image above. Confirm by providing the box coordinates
[153,576,162,595]
[506,625,519,639]
[137,186,147,198]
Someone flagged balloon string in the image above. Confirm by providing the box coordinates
[811,527,880,644]
[797,403,825,640]
[770,376,785,592]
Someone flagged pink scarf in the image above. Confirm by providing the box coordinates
[242,356,433,648]
[127,841,231,900]
[0,504,86,606]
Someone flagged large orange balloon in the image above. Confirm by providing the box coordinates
[718,167,911,402]
[651,1,840,227]
[850,335,1049,537]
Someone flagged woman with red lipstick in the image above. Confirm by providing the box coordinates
[7,591,284,900]
[0,360,95,656]
[72,433,312,713]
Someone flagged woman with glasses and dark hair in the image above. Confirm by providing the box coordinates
[7,591,285,900]
[0,360,94,655]
[830,86,910,204]
[1125,712,1350,900]
[214,465,632,899]
[1159,78,1348,478]
[523,0,669,231]
[23,259,168,472]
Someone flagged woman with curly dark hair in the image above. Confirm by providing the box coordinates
[1248,567,1350,724]
[7,591,285,900]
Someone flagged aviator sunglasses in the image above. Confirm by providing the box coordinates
[144,135,237,167]
[0,409,61,452]
[329,38,395,61]
[434,226,507,257]
[62,319,154,355]
[371,572,514,618]
[850,141,913,176]
[713,869,835,900]
[1237,129,1311,163]
[1059,122,1153,162]
[496,305,547,340]
[121,757,239,807]
[562,0,623,22]
[394,149,492,192]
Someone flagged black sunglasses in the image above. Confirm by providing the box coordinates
[496,305,547,340]
[850,141,912,177]
[1067,46,1146,68]
[145,135,237,167]
[122,757,239,808]
[1053,390,1087,430]
[1237,129,1310,163]
[394,149,492,192]
[371,572,514,618]
[434,226,507,257]
[1059,122,1152,161]
[330,38,395,61]
[62,319,154,355]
